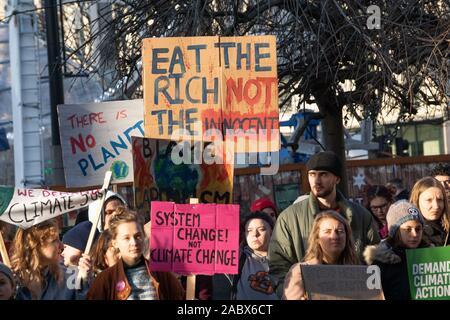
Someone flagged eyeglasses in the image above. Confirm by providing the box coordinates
[370,203,389,211]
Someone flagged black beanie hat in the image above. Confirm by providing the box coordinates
[306,151,342,177]
[243,211,275,230]
[62,221,99,251]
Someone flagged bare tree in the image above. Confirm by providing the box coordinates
[9,0,449,194]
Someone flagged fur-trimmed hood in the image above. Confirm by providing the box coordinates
[363,240,402,265]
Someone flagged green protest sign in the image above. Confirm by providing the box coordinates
[406,246,450,300]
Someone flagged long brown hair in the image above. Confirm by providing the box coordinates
[90,229,117,273]
[10,220,62,297]
[410,176,450,233]
[303,210,359,265]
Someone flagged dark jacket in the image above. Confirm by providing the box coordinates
[212,247,247,300]
[87,258,185,300]
[364,241,411,300]
[395,189,410,201]
[269,191,380,297]
[422,219,449,247]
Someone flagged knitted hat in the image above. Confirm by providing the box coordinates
[250,197,277,214]
[0,263,14,287]
[62,221,99,251]
[306,151,342,177]
[386,200,424,238]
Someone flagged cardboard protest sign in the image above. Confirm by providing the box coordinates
[142,36,279,152]
[132,136,234,217]
[300,265,384,300]
[57,99,144,188]
[0,186,104,229]
[150,201,239,275]
[406,246,450,300]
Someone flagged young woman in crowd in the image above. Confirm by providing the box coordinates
[90,229,120,276]
[87,207,184,300]
[366,185,393,239]
[364,201,428,300]
[10,219,90,300]
[410,177,450,246]
[230,212,278,300]
[283,210,359,300]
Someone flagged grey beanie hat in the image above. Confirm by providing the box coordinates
[386,200,424,238]
[0,263,14,286]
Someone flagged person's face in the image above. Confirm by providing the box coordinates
[261,207,277,223]
[104,199,122,230]
[418,187,445,221]
[61,244,82,267]
[434,175,450,199]
[0,273,14,300]
[40,235,62,265]
[398,220,423,249]
[104,246,120,268]
[245,218,272,253]
[318,218,346,260]
[308,170,340,198]
[369,196,390,224]
[112,222,143,265]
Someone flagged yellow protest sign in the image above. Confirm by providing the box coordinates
[142,36,279,152]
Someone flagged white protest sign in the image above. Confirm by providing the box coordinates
[57,99,144,188]
[0,186,104,229]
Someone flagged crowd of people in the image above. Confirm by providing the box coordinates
[0,152,449,300]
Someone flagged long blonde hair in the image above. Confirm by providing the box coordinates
[410,176,450,233]
[10,220,62,296]
[303,210,359,265]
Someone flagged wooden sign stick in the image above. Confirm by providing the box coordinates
[186,198,199,300]
[75,171,112,289]
[0,230,11,267]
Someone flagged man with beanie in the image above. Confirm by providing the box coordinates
[268,151,380,298]
[62,221,99,281]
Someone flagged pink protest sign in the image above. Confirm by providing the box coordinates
[150,201,239,275]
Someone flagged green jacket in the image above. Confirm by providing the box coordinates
[268,191,380,297]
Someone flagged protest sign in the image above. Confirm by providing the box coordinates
[132,136,234,217]
[0,186,104,229]
[142,36,279,152]
[57,99,144,188]
[300,265,384,300]
[406,246,450,300]
[150,201,239,275]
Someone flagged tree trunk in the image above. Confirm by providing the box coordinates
[314,90,349,197]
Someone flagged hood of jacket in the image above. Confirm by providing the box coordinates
[104,191,127,205]
[88,191,127,230]
[363,240,402,265]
